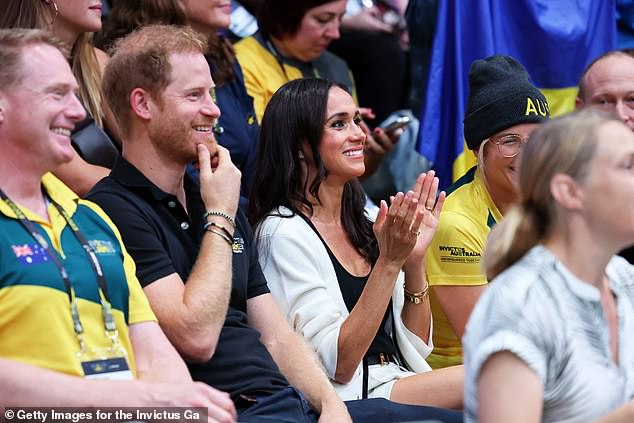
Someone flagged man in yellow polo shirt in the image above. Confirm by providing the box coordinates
[0,29,235,419]
[425,55,550,368]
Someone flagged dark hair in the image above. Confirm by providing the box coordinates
[257,0,334,39]
[102,0,236,85]
[249,77,378,263]
[101,0,188,50]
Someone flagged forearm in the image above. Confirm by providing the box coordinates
[595,401,634,423]
[248,295,348,419]
[156,229,232,362]
[175,228,233,355]
[0,358,156,407]
[401,261,432,343]
[434,284,487,339]
[183,224,232,320]
[336,257,401,382]
[130,322,192,383]
[135,350,190,384]
[1,358,237,416]
[267,331,345,415]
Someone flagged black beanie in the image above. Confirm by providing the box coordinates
[463,55,550,150]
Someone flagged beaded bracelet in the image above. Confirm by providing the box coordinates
[203,210,236,228]
[205,227,233,247]
[403,282,429,305]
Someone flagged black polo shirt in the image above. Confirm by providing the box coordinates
[86,157,288,399]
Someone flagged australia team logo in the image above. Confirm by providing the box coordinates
[232,237,245,254]
[11,239,116,266]
[11,243,49,265]
[89,239,116,255]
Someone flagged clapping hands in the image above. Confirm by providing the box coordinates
[373,171,445,266]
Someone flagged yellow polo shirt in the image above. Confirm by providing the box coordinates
[425,166,502,368]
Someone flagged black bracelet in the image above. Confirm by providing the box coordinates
[203,210,236,228]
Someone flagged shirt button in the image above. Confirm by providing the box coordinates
[168,201,176,208]
[180,222,189,230]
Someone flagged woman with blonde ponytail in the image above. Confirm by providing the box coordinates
[482,207,541,281]
[463,108,634,423]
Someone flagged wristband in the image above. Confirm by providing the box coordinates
[205,227,233,247]
[403,282,429,305]
[203,210,236,228]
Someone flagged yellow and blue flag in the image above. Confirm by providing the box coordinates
[417,0,617,189]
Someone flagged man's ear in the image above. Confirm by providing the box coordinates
[550,173,584,211]
[575,96,584,111]
[129,88,154,121]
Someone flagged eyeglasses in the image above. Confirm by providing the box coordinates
[489,134,529,158]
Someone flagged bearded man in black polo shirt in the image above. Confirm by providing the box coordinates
[87,25,350,422]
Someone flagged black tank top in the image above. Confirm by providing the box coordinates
[299,213,396,357]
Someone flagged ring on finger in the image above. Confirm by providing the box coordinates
[425,206,433,211]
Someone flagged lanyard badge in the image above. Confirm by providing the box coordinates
[0,189,132,380]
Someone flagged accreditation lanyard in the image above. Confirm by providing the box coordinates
[263,37,321,81]
[0,189,120,352]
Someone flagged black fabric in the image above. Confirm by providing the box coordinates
[345,398,464,423]
[619,245,634,264]
[365,354,400,366]
[237,387,317,422]
[206,54,259,201]
[86,157,289,399]
[328,29,408,127]
[71,113,119,168]
[463,54,550,150]
[299,214,395,358]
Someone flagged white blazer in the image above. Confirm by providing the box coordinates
[255,206,433,400]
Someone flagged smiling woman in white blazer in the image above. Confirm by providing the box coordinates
[249,77,463,411]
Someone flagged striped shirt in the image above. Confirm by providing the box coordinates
[464,245,634,423]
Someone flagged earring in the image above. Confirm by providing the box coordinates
[298,151,305,160]
[43,0,59,27]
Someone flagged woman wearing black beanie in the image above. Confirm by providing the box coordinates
[424,54,550,370]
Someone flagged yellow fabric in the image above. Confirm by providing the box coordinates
[541,87,579,118]
[0,173,155,377]
[234,36,303,123]
[425,167,501,368]
[452,143,477,184]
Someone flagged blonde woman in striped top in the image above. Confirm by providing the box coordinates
[464,109,634,422]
